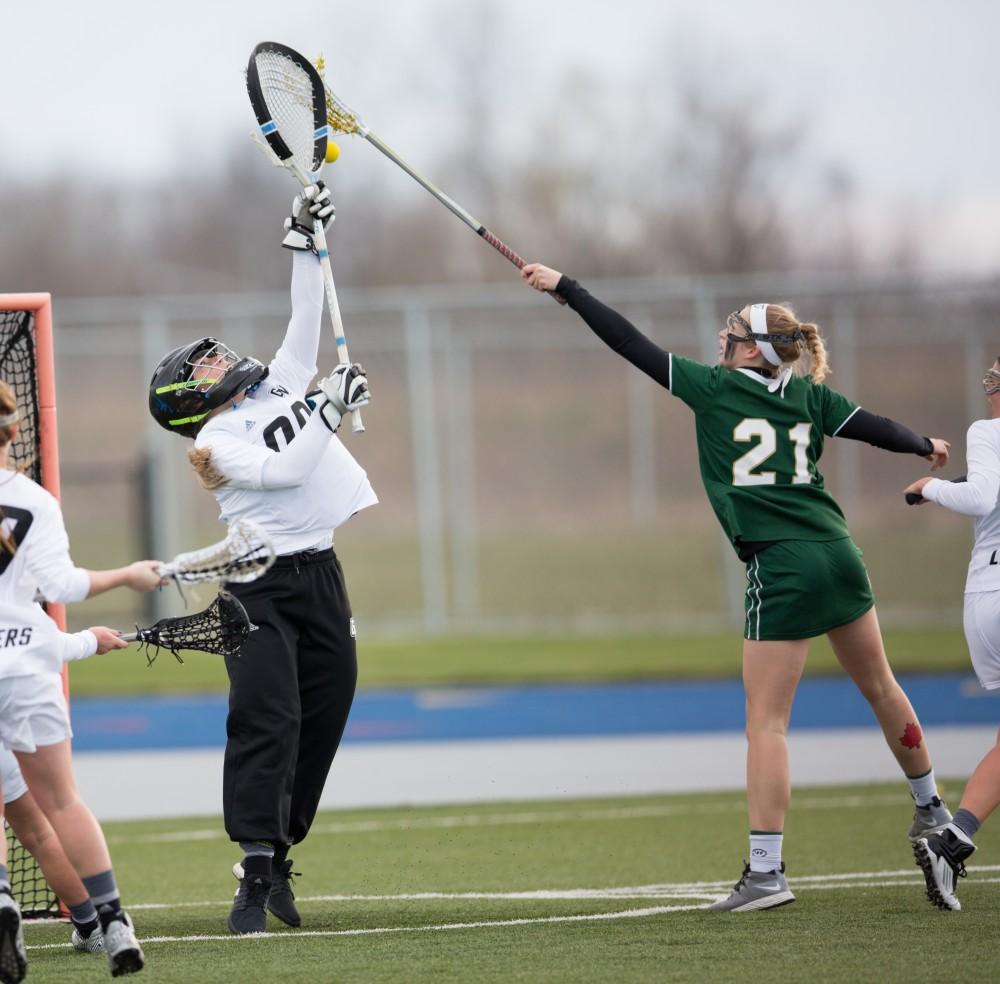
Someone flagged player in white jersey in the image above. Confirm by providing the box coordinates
[147,184,375,935]
[0,379,160,979]
[903,358,1000,911]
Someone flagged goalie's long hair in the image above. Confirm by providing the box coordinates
[188,446,227,490]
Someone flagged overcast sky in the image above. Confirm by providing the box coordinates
[2,0,998,271]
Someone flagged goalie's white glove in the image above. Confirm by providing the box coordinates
[282,182,335,252]
[314,363,371,432]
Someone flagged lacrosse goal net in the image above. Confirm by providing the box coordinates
[0,295,65,917]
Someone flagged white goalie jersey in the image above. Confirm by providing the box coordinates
[194,252,377,555]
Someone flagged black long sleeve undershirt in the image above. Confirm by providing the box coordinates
[836,410,932,457]
[557,275,672,387]
[557,274,933,458]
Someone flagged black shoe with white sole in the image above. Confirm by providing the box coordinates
[913,826,976,911]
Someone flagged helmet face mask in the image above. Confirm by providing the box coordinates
[184,341,241,393]
[983,367,1000,396]
[148,337,268,438]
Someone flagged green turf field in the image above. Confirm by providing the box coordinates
[66,627,972,696]
[19,782,999,983]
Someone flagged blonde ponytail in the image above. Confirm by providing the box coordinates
[799,322,829,384]
[764,304,831,384]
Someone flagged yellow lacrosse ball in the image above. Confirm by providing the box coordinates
[325,141,340,164]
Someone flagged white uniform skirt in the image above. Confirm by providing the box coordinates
[963,590,1000,691]
[0,747,27,805]
[0,672,72,754]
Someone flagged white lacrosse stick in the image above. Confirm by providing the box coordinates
[245,41,364,433]
[159,519,276,585]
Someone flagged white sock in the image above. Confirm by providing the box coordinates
[907,768,939,807]
[749,832,783,873]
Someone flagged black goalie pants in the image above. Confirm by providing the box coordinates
[223,548,357,847]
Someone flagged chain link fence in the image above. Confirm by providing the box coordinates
[52,271,1000,635]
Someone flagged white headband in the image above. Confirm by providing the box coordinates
[750,303,781,366]
[0,410,19,428]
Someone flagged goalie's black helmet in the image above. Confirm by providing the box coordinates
[148,337,268,439]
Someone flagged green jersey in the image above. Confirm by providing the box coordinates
[669,355,859,554]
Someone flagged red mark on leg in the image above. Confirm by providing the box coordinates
[900,722,923,749]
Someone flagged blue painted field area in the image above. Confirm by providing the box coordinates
[68,674,999,752]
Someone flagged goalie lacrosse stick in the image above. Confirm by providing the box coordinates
[245,41,364,433]
[122,590,255,664]
[314,56,565,306]
[158,518,276,585]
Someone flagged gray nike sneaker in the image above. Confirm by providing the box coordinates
[913,826,976,911]
[709,862,795,912]
[908,795,953,841]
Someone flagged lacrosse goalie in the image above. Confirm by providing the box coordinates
[148,182,376,934]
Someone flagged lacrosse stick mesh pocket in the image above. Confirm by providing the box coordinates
[135,592,254,664]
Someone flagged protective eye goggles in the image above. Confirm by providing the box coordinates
[983,368,1000,395]
[725,311,804,347]
[724,311,754,347]
[724,311,804,368]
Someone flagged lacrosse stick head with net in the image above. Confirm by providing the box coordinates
[246,42,330,175]
[125,590,255,664]
[313,54,365,137]
[159,518,276,586]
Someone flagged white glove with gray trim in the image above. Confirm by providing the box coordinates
[282,182,335,252]
[315,363,371,432]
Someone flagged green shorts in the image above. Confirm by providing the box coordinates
[743,537,874,641]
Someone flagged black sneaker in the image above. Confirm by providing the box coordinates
[913,825,977,911]
[234,860,301,927]
[228,868,271,934]
[268,860,302,927]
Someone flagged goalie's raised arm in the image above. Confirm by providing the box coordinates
[271,185,335,392]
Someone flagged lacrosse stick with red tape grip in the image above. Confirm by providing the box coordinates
[314,55,564,305]
[246,41,365,432]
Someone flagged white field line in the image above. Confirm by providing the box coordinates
[107,792,909,845]
[99,864,1000,912]
[25,905,707,950]
[26,872,1000,951]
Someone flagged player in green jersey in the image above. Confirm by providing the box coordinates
[522,262,953,912]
